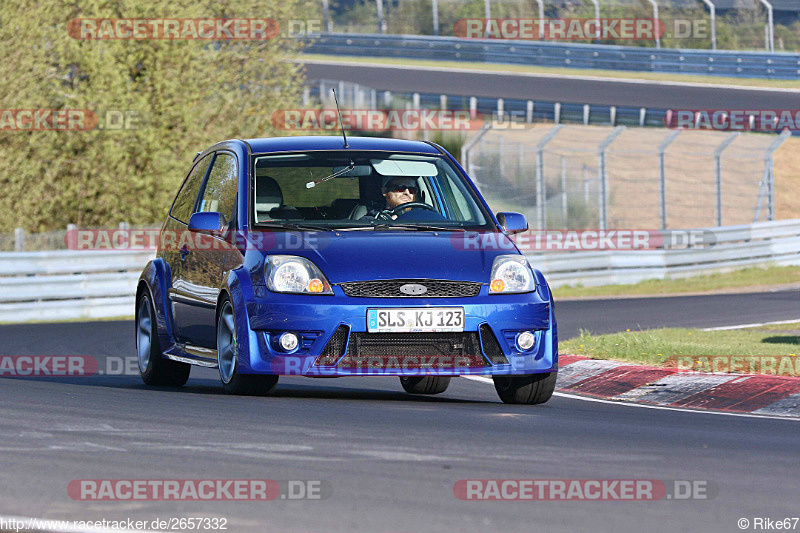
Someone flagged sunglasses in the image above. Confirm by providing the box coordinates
[387,184,419,194]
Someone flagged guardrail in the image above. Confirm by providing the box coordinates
[316,78,673,131]
[0,219,797,323]
[529,219,800,288]
[0,250,153,323]
[305,33,800,80]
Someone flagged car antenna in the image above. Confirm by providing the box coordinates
[331,88,349,149]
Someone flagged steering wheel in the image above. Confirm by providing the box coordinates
[376,202,436,221]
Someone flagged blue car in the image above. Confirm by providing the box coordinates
[136,136,558,404]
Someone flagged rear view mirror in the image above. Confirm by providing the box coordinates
[188,212,223,234]
[333,164,372,177]
[496,212,528,235]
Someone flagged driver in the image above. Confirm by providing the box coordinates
[383,176,419,211]
[360,176,421,220]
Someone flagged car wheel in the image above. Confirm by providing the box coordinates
[493,372,557,405]
[136,292,190,386]
[217,296,278,396]
[399,376,451,395]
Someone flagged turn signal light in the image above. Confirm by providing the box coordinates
[490,279,505,293]
[307,278,324,293]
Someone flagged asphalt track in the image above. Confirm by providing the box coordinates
[1,289,799,532]
[302,60,800,109]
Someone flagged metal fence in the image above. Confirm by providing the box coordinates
[313,79,678,133]
[311,79,794,231]
[464,124,791,230]
[305,33,800,79]
[320,0,800,53]
[1,223,157,252]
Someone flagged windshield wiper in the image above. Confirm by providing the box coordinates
[253,223,469,232]
[369,223,467,232]
[305,160,355,189]
[254,223,335,232]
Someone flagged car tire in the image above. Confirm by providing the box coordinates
[493,372,557,405]
[399,376,451,395]
[216,296,279,396]
[136,292,191,387]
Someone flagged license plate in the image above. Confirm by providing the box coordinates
[367,308,465,333]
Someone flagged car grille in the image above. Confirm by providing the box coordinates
[313,329,511,368]
[346,332,483,358]
[339,279,482,298]
[338,332,489,368]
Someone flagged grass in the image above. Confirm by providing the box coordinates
[551,265,800,299]
[748,321,800,332]
[300,53,800,89]
[561,325,800,369]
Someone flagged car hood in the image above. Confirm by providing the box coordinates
[283,230,520,284]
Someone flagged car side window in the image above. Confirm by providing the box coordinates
[198,153,237,224]
[439,170,484,223]
[170,154,212,224]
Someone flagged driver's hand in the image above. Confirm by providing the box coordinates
[376,210,399,221]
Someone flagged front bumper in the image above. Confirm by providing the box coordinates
[238,286,558,377]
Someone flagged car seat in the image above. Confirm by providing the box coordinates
[255,176,283,222]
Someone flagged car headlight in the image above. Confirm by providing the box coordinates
[489,255,536,294]
[265,256,333,295]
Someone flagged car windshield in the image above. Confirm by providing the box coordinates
[251,151,493,230]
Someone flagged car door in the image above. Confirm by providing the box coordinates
[166,153,213,346]
[178,151,239,352]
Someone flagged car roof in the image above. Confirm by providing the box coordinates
[240,136,443,155]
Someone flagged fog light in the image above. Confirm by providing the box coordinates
[278,332,299,352]
[516,331,536,351]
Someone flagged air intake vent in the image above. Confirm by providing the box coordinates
[345,332,484,358]
[336,332,490,369]
[479,324,509,365]
[313,325,349,366]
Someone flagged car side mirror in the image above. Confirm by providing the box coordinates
[188,212,223,234]
[496,212,528,235]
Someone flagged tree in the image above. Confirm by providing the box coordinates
[0,0,315,231]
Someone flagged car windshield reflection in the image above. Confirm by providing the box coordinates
[251,151,493,230]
